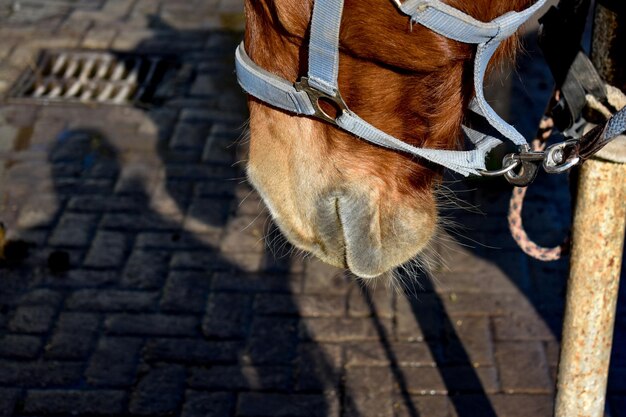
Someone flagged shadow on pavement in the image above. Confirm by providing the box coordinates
[433,31,626,415]
[0,16,357,417]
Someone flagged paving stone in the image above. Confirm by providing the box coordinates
[348,286,393,318]
[345,341,435,368]
[253,294,300,315]
[17,289,63,306]
[106,314,199,336]
[83,230,129,268]
[48,213,98,247]
[184,198,232,233]
[143,338,241,364]
[188,365,292,390]
[345,367,393,417]
[22,390,126,415]
[182,391,235,417]
[400,366,500,395]
[219,214,266,252]
[296,343,343,391]
[179,108,244,125]
[68,195,143,212]
[211,272,303,293]
[49,269,119,287]
[44,312,100,359]
[160,271,212,313]
[543,341,560,367]
[495,341,553,394]
[0,360,83,387]
[393,394,451,417]
[86,337,143,387]
[301,318,392,342]
[66,289,159,312]
[346,390,394,417]
[303,259,353,295]
[16,193,60,229]
[442,316,494,367]
[450,395,553,417]
[246,317,298,365]
[216,253,266,281]
[0,334,42,359]
[129,364,186,416]
[121,250,170,289]
[0,389,19,417]
[165,164,237,181]
[191,74,218,96]
[202,293,252,338]
[295,294,347,317]
[202,136,235,164]
[237,392,339,417]
[431,269,520,294]
[194,180,240,198]
[493,313,555,341]
[169,250,227,270]
[234,193,267,217]
[395,294,444,341]
[171,122,211,150]
[54,178,115,196]
[82,27,118,48]
[0,105,38,127]
[7,305,56,333]
[439,292,533,316]
[136,232,212,250]
[101,212,182,231]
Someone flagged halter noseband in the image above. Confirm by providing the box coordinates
[235,0,548,176]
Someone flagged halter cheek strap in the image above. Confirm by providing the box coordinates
[235,0,549,176]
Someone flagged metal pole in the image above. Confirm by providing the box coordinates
[554,2,626,416]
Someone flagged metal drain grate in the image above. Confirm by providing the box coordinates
[8,49,175,106]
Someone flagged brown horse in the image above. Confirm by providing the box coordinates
[242,0,535,278]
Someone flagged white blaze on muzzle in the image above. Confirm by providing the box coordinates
[234,0,549,176]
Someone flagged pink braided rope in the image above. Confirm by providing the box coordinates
[507,117,569,261]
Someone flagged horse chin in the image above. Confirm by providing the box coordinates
[313,190,437,278]
[248,162,436,278]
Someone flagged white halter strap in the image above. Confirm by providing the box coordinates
[235,0,548,176]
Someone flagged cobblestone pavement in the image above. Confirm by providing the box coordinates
[0,1,624,416]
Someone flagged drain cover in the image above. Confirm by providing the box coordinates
[8,49,176,106]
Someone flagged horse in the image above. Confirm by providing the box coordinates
[240,0,537,278]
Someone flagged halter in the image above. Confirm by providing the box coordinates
[234,0,624,181]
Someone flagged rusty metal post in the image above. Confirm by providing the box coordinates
[554,2,626,416]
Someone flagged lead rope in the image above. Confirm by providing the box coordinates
[508,116,567,261]
[509,85,626,261]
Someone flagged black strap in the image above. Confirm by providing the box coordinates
[538,0,607,133]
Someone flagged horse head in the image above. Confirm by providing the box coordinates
[242,0,535,278]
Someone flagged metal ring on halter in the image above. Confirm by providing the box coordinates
[295,77,349,126]
[477,158,521,177]
[543,139,581,173]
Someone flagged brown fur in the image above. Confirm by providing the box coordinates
[243,0,535,277]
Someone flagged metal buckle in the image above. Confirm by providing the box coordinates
[502,145,541,186]
[391,0,403,8]
[478,158,521,177]
[478,145,540,186]
[294,77,348,126]
[544,139,580,173]
[478,141,581,186]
